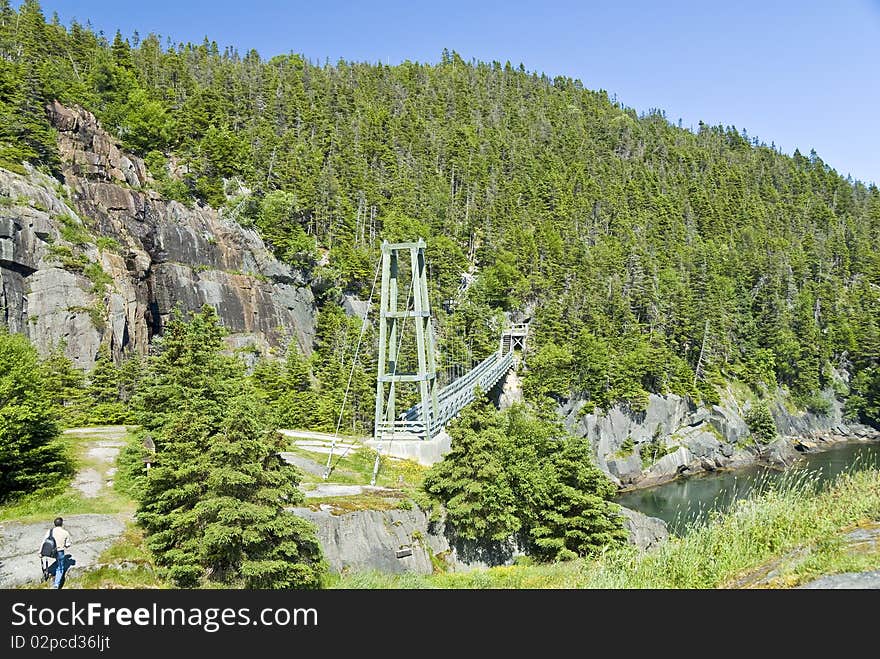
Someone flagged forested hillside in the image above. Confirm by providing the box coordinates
[1,0,878,427]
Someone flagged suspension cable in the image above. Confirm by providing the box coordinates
[322,257,382,479]
[368,268,416,486]
[325,252,416,477]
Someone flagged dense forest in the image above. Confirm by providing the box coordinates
[1,0,879,430]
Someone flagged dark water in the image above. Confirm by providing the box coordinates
[615,441,880,535]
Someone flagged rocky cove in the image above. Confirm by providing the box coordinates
[559,387,879,492]
[295,386,879,575]
[2,101,879,580]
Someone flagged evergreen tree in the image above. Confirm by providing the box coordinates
[529,436,627,561]
[1,4,879,430]
[423,397,624,558]
[194,396,324,588]
[132,305,241,431]
[132,308,325,587]
[85,345,128,423]
[422,397,521,541]
[39,343,87,426]
[744,402,778,445]
[0,330,72,502]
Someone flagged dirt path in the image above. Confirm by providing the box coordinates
[65,426,128,498]
[0,426,132,588]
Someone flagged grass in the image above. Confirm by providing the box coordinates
[61,524,170,590]
[95,236,121,253]
[290,443,428,513]
[304,490,414,515]
[294,445,427,492]
[331,466,880,589]
[57,214,91,246]
[47,244,89,272]
[0,428,137,523]
[287,441,429,513]
[83,261,113,294]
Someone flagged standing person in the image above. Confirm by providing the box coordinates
[45,517,72,589]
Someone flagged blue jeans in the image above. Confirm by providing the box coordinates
[53,550,66,588]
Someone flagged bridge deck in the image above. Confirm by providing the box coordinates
[375,348,514,439]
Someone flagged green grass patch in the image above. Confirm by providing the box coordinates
[726,520,880,589]
[83,261,113,294]
[65,303,106,330]
[95,236,121,253]
[0,159,27,175]
[47,244,89,272]
[304,490,412,514]
[62,524,171,589]
[57,214,91,246]
[293,445,426,493]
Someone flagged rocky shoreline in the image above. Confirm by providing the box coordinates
[617,425,880,494]
[559,387,879,493]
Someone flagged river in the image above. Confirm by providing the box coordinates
[615,440,880,535]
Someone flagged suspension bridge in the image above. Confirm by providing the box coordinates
[281,238,528,480]
[373,239,527,443]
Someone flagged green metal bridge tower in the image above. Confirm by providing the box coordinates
[373,239,440,441]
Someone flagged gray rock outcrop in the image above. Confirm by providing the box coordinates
[562,383,874,491]
[617,506,669,552]
[293,500,667,575]
[497,368,524,409]
[0,513,130,588]
[761,437,802,468]
[292,507,453,575]
[797,570,880,589]
[0,101,316,368]
[340,293,370,319]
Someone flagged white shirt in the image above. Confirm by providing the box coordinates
[46,527,71,550]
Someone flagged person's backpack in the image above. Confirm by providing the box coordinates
[39,529,57,558]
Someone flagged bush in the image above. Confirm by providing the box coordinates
[423,397,625,561]
[744,402,778,445]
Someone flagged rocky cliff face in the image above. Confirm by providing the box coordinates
[0,102,315,367]
[293,503,666,575]
[562,387,879,490]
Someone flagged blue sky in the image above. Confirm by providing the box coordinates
[23,1,880,186]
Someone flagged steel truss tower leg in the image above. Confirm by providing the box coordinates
[373,238,439,441]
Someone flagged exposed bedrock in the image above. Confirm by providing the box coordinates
[0,102,316,367]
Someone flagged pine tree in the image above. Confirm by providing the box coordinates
[423,397,626,559]
[0,330,72,502]
[528,436,626,561]
[194,396,324,588]
[85,345,128,423]
[40,344,87,426]
[133,305,241,431]
[422,397,521,542]
[745,402,778,445]
[132,308,325,588]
